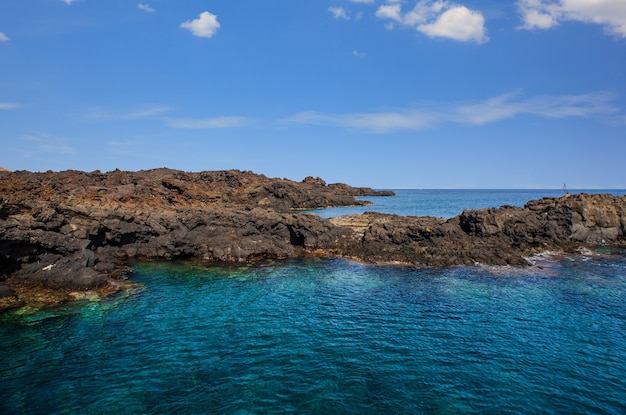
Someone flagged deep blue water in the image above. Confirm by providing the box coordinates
[2,190,626,414]
[310,189,626,218]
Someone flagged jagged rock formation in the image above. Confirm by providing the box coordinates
[0,168,624,311]
[0,169,390,310]
[331,193,626,266]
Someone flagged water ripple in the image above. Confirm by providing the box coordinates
[1,256,626,414]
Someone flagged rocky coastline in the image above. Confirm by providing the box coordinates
[1,168,624,312]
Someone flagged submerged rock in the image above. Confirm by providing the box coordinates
[0,283,23,310]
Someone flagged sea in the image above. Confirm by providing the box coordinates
[1,189,626,415]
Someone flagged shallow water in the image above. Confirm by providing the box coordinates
[2,253,626,414]
[310,189,626,218]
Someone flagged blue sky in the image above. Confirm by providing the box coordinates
[1,0,625,188]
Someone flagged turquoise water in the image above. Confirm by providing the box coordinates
[2,189,626,414]
[310,189,626,218]
[2,255,626,414]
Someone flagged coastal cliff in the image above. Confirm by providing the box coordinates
[0,168,624,311]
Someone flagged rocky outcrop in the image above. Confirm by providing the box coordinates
[331,193,626,266]
[0,168,624,312]
[0,169,388,310]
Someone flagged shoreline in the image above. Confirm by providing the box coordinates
[3,246,625,315]
[1,168,625,312]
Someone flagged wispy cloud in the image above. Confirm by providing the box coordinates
[282,91,620,133]
[87,106,172,120]
[85,106,252,130]
[165,116,251,129]
[455,91,618,125]
[180,11,220,38]
[517,0,626,37]
[0,32,9,42]
[0,102,20,110]
[352,50,366,57]
[108,140,139,147]
[329,6,350,20]
[20,134,77,156]
[375,0,489,44]
[138,3,155,13]
[282,110,437,133]
[72,93,621,135]
[63,0,79,5]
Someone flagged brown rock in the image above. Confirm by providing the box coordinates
[0,168,623,311]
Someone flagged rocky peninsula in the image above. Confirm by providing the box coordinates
[1,168,624,311]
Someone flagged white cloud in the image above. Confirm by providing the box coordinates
[138,3,155,13]
[521,9,559,29]
[518,0,626,37]
[350,0,374,3]
[352,50,366,57]
[404,0,447,26]
[282,91,619,133]
[180,11,220,38]
[375,0,488,44]
[418,6,488,43]
[329,6,350,20]
[63,0,79,4]
[0,32,9,42]
[0,102,20,110]
[165,116,250,129]
[375,4,403,22]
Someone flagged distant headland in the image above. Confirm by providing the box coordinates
[0,168,624,311]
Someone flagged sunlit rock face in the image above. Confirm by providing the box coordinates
[334,194,625,267]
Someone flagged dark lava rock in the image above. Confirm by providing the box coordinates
[0,168,388,309]
[332,193,625,266]
[0,168,624,311]
[0,283,16,299]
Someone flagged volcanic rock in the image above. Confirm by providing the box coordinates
[0,168,624,312]
[0,169,390,310]
[332,194,625,266]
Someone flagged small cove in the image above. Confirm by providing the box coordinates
[2,189,626,414]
